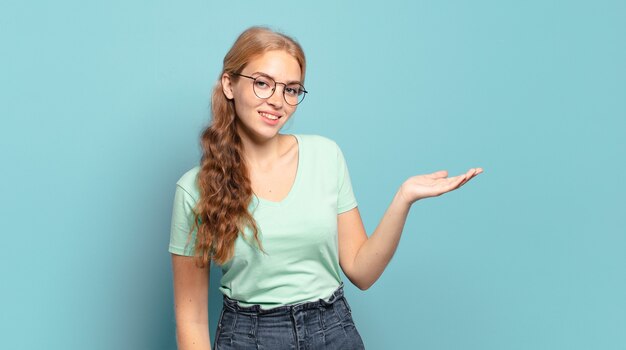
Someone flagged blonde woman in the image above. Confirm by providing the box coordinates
[169,26,482,350]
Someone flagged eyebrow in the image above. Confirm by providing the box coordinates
[249,71,303,85]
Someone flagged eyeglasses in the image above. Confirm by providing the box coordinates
[233,73,308,106]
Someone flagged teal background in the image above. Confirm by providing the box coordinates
[2,1,624,349]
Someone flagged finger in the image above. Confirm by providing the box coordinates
[466,168,476,181]
[458,176,470,188]
[468,168,483,178]
[459,168,482,187]
[447,170,470,188]
[468,167,484,179]
[462,169,477,185]
[447,174,466,189]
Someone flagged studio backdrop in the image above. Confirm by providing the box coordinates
[1,1,625,349]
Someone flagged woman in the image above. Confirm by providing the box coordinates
[169,26,482,350]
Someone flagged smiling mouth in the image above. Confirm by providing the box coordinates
[259,111,281,120]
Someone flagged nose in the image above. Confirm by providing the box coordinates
[266,84,285,108]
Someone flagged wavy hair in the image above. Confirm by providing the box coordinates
[189,27,306,266]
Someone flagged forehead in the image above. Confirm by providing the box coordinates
[242,50,302,82]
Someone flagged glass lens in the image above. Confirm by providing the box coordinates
[284,84,305,105]
[253,76,274,98]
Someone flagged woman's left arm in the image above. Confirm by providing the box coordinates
[338,168,483,290]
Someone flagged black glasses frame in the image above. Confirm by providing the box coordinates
[233,73,308,106]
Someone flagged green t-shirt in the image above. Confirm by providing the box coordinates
[168,134,358,309]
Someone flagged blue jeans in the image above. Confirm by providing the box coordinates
[214,285,365,349]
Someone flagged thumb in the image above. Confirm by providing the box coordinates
[429,170,448,179]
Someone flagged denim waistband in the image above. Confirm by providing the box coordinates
[222,284,345,315]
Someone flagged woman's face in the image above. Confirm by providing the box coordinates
[222,50,303,142]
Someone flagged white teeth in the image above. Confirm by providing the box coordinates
[260,112,279,120]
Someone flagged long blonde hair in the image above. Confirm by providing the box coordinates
[190,26,306,266]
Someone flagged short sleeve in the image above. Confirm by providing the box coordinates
[168,185,198,256]
[336,143,358,214]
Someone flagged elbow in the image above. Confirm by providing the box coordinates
[343,263,378,290]
[356,283,371,291]
[344,267,377,291]
[351,277,374,291]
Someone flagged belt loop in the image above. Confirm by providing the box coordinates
[249,314,258,338]
[318,306,326,329]
[289,306,301,349]
[232,310,238,330]
[336,283,344,299]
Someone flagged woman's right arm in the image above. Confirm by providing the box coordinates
[172,254,211,350]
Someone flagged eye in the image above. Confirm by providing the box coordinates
[285,85,302,96]
[254,77,273,89]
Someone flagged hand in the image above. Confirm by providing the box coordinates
[398,168,483,205]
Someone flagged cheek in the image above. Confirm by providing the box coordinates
[284,107,297,119]
[234,103,252,121]
[233,92,259,114]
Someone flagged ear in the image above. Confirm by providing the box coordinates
[222,73,234,100]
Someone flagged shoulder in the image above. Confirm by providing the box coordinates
[175,165,201,202]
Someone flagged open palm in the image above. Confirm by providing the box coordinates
[399,168,483,205]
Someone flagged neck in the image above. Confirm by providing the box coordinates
[237,128,287,170]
